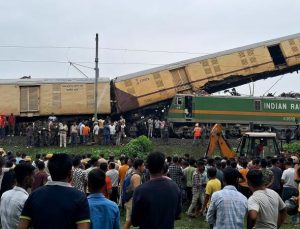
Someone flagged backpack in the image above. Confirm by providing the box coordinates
[122,172,139,203]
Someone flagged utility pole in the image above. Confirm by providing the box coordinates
[94,33,99,121]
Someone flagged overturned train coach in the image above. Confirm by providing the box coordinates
[113,33,300,114]
[0,33,300,124]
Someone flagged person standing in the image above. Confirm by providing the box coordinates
[187,160,207,217]
[247,170,287,229]
[115,121,122,146]
[93,122,100,144]
[206,168,248,229]
[96,118,103,144]
[168,156,184,190]
[32,161,48,191]
[200,168,221,215]
[193,123,202,145]
[106,162,119,203]
[25,123,33,148]
[59,121,68,148]
[109,121,116,145]
[200,125,206,146]
[103,121,111,145]
[0,163,35,229]
[18,154,90,229]
[154,118,160,138]
[71,156,86,193]
[0,115,5,139]
[79,121,85,144]
[260,159,274,188]
[0,161,15,197]
[270,158,283,195]
[183,158,196,207]
[118,156,129,205]
[131,152,181,229]
[87,168,120,229]
[70,122,78,146]
[160,120,165,139]
[281,159,298,201]
[238,160,251,199]
[123,159,145,229]
[147,117,153,138]
[8,113,15,136]
[82,122,90,144]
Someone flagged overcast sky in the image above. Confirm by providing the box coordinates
[0,0,299,96]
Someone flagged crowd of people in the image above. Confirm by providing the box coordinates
[0,146,299,228]
[0,113,176,148]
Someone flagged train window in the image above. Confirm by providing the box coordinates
[254,100,261,111]
[176,97,183,105]
[267,45,287,67]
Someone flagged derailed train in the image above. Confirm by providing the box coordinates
[1,33,300,128]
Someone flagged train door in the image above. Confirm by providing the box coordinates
[267,44,287,67]
[185,96,193,119]
[20,86,40,116]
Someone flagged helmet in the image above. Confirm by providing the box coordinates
[285,198,298,216]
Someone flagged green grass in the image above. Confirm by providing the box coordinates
[119,209,295,229]
[0,137,208,159]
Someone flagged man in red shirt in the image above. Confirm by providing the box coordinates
[99,162,112,199]
[0,115,6,139]
[8,113,15,136]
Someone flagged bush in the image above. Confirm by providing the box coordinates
[283,141,300,153]
[121,135,153,159]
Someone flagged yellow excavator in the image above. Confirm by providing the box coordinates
[205,124,280,159]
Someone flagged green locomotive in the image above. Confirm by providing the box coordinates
[167,94,300,137]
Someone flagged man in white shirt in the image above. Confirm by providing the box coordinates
[0,163,35,229]
[93,122,100,144]
[147,118,153,138]
[154,119,160,138]
[70,122,78,146]
[247,169,287,229]
[281,159,298,201]
[106,162,119,203]
[59,121,68,148]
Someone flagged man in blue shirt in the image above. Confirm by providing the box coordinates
[131,152,181,229]
[18,154,90,229]
[87,168,120,229]
[206,167,248,229]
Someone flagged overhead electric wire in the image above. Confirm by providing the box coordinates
[0,44,209,55]
[0,44,294,59]
[262,75,284,96]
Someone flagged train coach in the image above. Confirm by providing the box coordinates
[0,78,111,117]
[113,33,300,113]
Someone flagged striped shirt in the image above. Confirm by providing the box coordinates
[206,185,247,229]
[192,170,207,194]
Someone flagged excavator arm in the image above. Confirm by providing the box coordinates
[205,124,236,158]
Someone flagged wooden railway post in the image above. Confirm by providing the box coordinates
[94,33,99,121]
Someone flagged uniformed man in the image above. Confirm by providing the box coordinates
[33,121,41,147]
[40,121,49,147]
